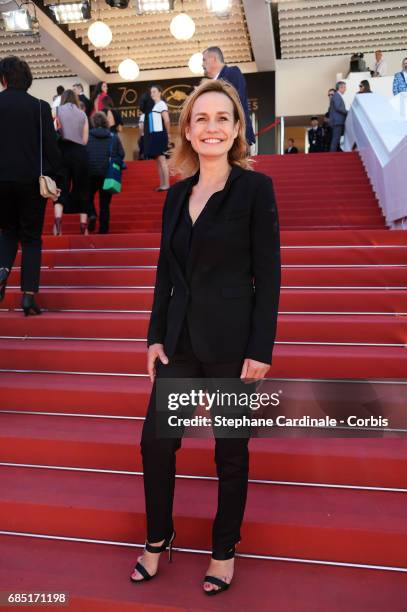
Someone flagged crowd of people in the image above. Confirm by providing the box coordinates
[46,76,182,234]
[286,79,371,154]
[286,53,407,155]
[51,82,126,235]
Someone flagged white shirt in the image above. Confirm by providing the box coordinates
[373,59,387,77]
[149,100,168,133]
[51,95,61,109]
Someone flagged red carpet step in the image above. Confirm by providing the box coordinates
[1,535,406,612]
[1,413,407,488]
[0,311,405,344]
[1,466,406,566]
[0,337,405,378]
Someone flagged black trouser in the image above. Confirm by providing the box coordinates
[58,141,89,214]
[140,324,251,560]
[330,125,344,152]
[0,181,46,292]
[87,176,112,234]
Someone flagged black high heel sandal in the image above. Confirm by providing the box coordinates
[0,268,10,302]
[21,293,42,317]
[130,531,176,583]
[203,546,235,596]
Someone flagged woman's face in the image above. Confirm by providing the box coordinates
[185,92,239,161]
[101,82,108,93]
[150,87,161,102]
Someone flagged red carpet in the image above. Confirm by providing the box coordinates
[0,152,406,611]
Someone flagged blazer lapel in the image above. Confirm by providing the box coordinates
[164,176,194,247]
[218,65,227,80]
[163,172,197,287]
[186,165,244,281]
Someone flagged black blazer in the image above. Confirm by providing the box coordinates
[0,88,61,182]
[147,165,281,365]
[79,93,92,117]
[308,127,324,152]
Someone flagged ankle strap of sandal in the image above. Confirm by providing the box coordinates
[145,541,167,553]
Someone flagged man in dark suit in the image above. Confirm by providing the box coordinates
[202,46,255,146]
[284,138,298,154]
[308,117,324,153]
[328,81,348,152]
[0,56,61,313]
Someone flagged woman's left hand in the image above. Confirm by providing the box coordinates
[240,358,270,383]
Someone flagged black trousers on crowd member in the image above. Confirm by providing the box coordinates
[88,176,113,234]
[141,324,252,560]
[0,181,46,292]
[57,140,89,214]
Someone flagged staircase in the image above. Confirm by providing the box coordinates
[1,152,406,611]
[42,151,385,234]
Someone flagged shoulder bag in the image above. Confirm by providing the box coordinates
[39,100,59,201]
[103,134,122,194]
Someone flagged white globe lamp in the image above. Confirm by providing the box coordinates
[118,58,140,80]
[188,52,203,75]
[170,12,195,40]
[88,21,112,48]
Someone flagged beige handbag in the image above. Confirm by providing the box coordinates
[39,100,59,201]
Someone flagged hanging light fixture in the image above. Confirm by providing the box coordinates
[87,1,112,48]
[170,0,195,40]
[88,20,112,47]
[188,51,203,75]
[206,0,232,18]
[118,57,140,80]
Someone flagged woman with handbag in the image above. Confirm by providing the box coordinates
[0,56,61,316]
[53,89,89,235]
[86,112,125,234]
[130,79,281,595]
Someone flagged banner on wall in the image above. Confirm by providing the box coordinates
[96,71,275,154]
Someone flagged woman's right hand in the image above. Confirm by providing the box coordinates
[147,343,169,383]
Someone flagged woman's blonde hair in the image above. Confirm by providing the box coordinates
[171,79,252,177]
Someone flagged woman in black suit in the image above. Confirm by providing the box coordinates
[0,56,60,315]
[130,79,280,594]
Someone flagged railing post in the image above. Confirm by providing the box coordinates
[280,116,285,154]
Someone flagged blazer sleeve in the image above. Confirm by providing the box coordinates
[147,194,172,346]
[246,175,281,364]
[223,67,255,144]
[333,93,347,116]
